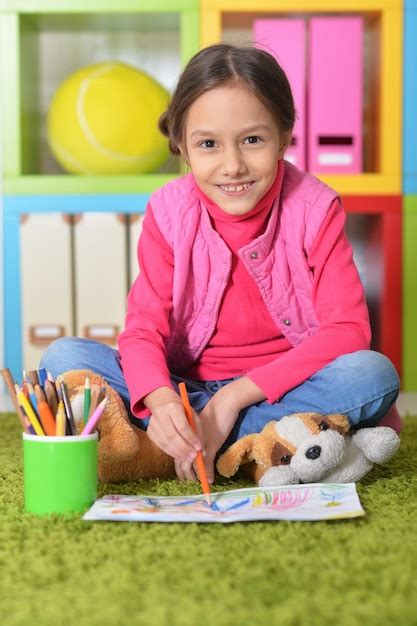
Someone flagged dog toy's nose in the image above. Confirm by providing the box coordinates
[305,445,321,460]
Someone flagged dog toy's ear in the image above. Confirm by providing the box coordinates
[325,413,351,435]
[216,434,257,477]
[217,422,297,483]
[299,412,351,435]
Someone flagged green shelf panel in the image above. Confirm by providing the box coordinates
[0,1,198,13]
[3,174,182,195]
[0,14,21,175]
[403,196,417,391]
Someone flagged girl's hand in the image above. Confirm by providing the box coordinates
[197,385,243,483]
[174,458,198,481]
[146,395,202,462]
[173,412,206,481]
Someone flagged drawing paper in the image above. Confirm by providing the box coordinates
[83,483,364,524]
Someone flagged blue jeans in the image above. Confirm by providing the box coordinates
[40,338,400,453]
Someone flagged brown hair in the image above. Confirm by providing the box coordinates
[158,43,295,156]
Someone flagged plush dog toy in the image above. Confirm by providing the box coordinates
[216,412,400,486]
[62,369,175,482]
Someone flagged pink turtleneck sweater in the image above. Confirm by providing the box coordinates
[184,161,292,380]
[121,161,370,419]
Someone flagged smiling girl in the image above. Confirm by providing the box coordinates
[40,44,402,483]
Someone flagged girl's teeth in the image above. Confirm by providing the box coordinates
[220,183,252,192]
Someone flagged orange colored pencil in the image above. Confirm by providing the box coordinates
[178,382,211,506]
[33,384,55,435]
[38,400,56,437]
[37,401,56,436]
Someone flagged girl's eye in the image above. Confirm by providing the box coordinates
[199,136,262,148]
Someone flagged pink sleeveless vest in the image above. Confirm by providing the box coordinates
[149,161,338,372]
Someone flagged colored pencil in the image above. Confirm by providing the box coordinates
[1,368,30,432]
[46,371,58,398]
[44,379,58,417]
[38,367,48,387]
[55,378,63,403]
[55,379,70,435]
[34,385,56,436]
[87,384,101,420]
[33,383,46,402]
[27,370,40,387]
[83,376,91,425]
[81,397,108,435]
[26,381,38,412]
[19,403,36,434]
[15,386,45,436]
[58,377,77,436]
[22,381,29,399]
[37,401,57,436]
[178,382,211,506]
[55,401,66,436]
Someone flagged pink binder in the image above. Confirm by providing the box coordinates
[308,17,363,174]
[254,18,306,170]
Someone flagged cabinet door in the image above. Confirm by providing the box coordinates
[20,213,72,369]
[74,213,127,347]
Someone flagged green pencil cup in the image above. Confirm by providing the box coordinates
[23,433,98,515]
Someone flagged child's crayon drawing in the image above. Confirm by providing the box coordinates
[84,483,364,523]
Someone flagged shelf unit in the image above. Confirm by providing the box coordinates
[1,0,199,379]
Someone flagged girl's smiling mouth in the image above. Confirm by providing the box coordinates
[217,181,255,196]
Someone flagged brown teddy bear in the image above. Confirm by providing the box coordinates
[62,369,175,482]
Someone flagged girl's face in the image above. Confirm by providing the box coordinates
[179,82,290,216]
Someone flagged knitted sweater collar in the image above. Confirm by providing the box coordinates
[191,159,284,223]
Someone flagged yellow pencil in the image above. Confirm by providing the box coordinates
[15,387,45,436]
[55,401,66,436]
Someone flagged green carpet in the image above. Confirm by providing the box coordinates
[1,414,417,626]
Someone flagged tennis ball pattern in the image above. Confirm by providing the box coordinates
[47,62,170,175]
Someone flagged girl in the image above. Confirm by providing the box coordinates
[41,43,402,483]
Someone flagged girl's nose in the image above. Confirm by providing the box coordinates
[221,147,248,178]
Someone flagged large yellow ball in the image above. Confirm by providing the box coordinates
[47,62,170,175]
